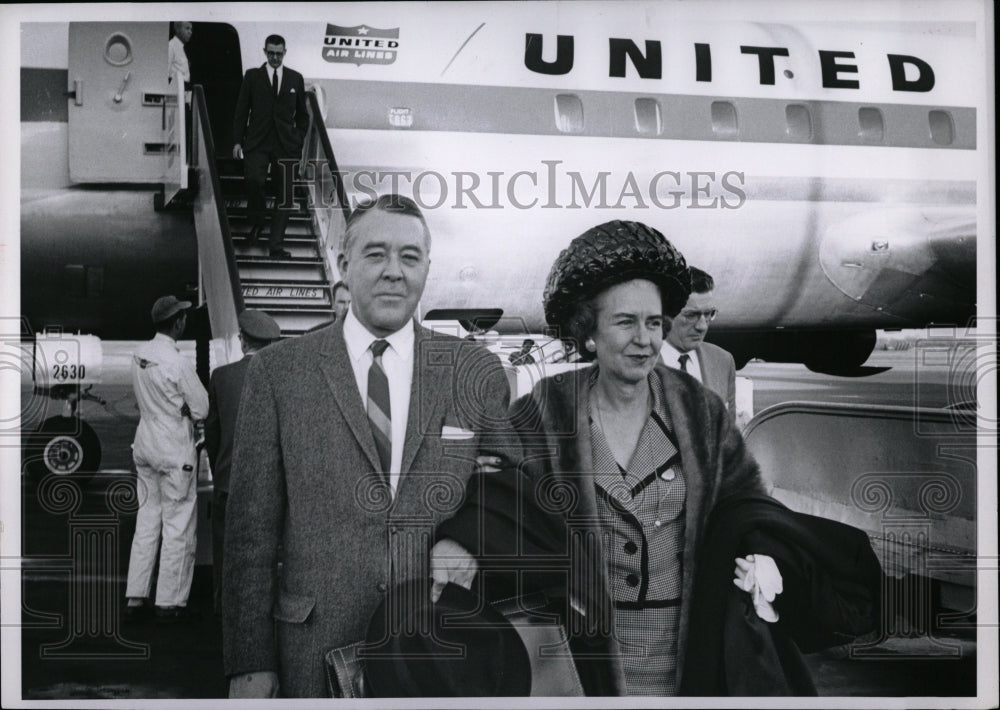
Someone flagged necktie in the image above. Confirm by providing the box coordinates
[367,340,392,476]
[678,353,690,373]
[271,69,278,96]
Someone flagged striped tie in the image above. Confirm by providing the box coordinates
[367,339,392,475]
[678,353,690,373]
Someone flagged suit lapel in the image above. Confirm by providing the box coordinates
[398,324,447,478]
[696,344,709,389]
[318,324,382,473]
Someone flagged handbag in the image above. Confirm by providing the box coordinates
[324,591,585,697]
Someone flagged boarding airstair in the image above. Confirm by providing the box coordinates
[183,86,349,346]
[216,159,334,336]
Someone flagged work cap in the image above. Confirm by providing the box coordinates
[238,309,281,341]
[151,295,192,324]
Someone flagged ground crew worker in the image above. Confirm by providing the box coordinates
[124,295,208,622]
[203,309,280,617]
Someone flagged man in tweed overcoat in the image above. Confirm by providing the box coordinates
[222,195,521,697]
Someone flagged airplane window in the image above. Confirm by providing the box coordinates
[554,94,584,133]
[858,107,885,143]
[785,104,812,141]
[710,101,738,137]
[634,98,662,135]
[928,110,954,146]
[103,33,133,66]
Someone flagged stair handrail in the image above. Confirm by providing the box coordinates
[305,89,352,227]
[299,89,352,293]
[189,84,243,358]
[191,85,244,312]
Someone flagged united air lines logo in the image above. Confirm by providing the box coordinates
[323,24,399,66]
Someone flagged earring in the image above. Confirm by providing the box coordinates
[585,338,596,352]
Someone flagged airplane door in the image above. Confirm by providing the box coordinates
[67,23,170,183]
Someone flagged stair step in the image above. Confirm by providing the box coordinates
[269,309,338,335]
[218,177,307,198]
[237,259,328,283]
[228,220,315,236]
[223,196,310,213]
[242,283,332,307]
[231,234,316,246]
[233,242,319,259]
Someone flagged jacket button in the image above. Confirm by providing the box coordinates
[376,582,387,593]
[623,541,638,555]
[625,574,639,587]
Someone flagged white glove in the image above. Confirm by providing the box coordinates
[733,553,783,623]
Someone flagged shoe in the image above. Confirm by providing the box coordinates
[124,602,152,623]
[269,248,292,259]
[154,605,201,623]
[247,224,263,246]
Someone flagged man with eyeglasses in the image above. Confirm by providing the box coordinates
[232,34,308,259]
[660,266,736,418]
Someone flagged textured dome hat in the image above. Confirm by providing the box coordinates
[543,221,691,335]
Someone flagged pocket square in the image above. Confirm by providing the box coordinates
[441,425,475,440]
[290,88,296,93]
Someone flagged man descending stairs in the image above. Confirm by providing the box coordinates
[216,158,335,336]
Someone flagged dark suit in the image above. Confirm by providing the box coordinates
[204,354,253,615]
[694,342,737,418]
[232,63,308,250]
[222,321,522,697]
[661,341,737,420]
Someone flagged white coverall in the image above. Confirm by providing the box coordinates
[125,333,208,608]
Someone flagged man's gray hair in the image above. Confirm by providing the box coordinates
[341,194,431,256]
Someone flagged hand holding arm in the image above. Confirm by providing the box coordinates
[429,538,478,603]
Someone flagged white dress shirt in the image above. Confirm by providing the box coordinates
[270,64,283,93]
[342,309,414,493]
[660,340,702,384]
[168,36,190,83]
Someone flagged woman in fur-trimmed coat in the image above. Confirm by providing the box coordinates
[439,221,880,696]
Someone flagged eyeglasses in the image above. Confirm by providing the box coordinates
[678,308,718,323]
[265,50,286,57]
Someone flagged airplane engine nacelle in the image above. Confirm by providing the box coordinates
[715,329,877,375]
[33,332,103,391]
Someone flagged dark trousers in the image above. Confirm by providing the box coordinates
[211,488,228,616]
[243,135,297,250]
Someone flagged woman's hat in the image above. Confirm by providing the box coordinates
[542,220,691,329]
[361,581,532,697]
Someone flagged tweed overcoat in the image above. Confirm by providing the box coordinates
[221,321,521,697]
[505,364,765,694]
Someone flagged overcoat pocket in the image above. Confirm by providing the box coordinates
[273,589,316,623]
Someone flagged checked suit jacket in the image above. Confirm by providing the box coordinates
[222,320,522,697]
[232,63,308,157]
